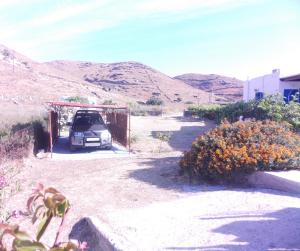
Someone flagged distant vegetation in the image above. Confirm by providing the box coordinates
[187,94,300,129]
[128,102,162,116]
[146,96,164,106]
[102,99,116,105]
[65,96,89,104]
[180,120,300,183]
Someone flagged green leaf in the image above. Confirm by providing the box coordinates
[56,201,70,217]
[50,241,78,251]
[36,215,52,241]
[13,239,47,251]
[13,230,32,241]
[32,205,44,224]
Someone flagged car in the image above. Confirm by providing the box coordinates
[68,110,112,151]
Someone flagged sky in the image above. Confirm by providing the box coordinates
[0,0,299,80]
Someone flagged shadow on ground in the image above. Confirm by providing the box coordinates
[50,136,129,160]
[151,118,215,152]
[52,137,122,154]
[129,156,300,199]
[68,208,300,251]
[165,207,300,251]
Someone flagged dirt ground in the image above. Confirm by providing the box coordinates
[5,114,300,250]
[6,114,215,244]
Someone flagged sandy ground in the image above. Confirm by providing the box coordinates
[5,114,300,250]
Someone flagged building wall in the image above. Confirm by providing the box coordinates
[243,70,280,101]
[279,81,300,93]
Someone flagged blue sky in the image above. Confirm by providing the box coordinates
[0,0,299,79]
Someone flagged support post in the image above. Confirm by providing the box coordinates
[128,108,131,153]
[58,108,61,137]
[49,111,53,158]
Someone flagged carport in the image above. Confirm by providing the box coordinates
[47,101,131,158]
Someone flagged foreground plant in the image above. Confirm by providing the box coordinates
[0,184,86,251]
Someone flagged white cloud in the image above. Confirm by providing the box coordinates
[0,0,261,48]
[18,18,115,50]
[26,0,110,27]
[0,0,38,9]
[135,0,257,14]
[1,0,111,38]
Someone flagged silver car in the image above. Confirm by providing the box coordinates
[68,110,112,151]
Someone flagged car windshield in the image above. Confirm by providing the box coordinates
[73,113,105,131]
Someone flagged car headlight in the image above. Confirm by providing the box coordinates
[74,132,84,137]
[101,130,111,140]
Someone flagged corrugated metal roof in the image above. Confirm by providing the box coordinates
[280,73,300,81]
[47,101,128,110]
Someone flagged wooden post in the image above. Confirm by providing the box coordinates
[58,108,61,137]
[49,111,53,158]
[128,108,131,153]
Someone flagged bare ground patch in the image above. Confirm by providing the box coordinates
[5,114,214,243]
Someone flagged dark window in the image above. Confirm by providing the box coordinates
[255,92,264,100]
[283,89,299,103]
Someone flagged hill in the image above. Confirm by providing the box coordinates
[0,44,125,121]
[174,73,243,102]
[0,43,244,121]
[46,60,211,105]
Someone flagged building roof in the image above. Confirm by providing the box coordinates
[280,73,300,82]
[47,101,128,110]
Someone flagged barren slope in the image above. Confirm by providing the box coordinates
[175,73,243,102]
[0,44,128,120]
[46,60,212,105]
[1,43,238,122]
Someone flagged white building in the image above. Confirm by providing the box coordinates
[243,69,300,102]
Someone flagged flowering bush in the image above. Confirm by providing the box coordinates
[180,120,300,182]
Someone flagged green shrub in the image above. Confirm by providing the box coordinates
[187,94,300,129]
[257,94,300,128]
[188,104,222,120]
[102,99,116,105]
[128,102,162,116]
[180,120,300,183]
[65,96,89,104]
[146,96,164,106]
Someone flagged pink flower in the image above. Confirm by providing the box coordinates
[78,241,88,251]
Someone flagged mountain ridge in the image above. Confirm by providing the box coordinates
[0,43,243,114]
[174,73,243,102]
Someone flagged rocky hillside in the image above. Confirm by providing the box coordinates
[46,61,212,105]
[0,43,244,120]
[0,44,121,107]
[174,73,244,102]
